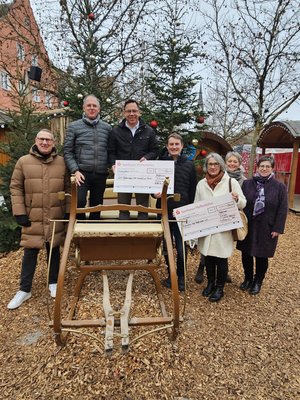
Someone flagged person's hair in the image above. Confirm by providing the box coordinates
[83,94,100,108]
[123,99,140,110]
[167,133,183,145]
[203,152,226,173]
[36,129,54,140]
[225,151,242,165]
[257,155,275,168]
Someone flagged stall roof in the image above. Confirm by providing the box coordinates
[258,121,300,148]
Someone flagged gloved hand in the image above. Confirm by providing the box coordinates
[15,215,31,227]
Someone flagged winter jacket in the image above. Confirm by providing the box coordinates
[156,154,197,216]
[63,117,112,175]
[237,176,288,258]
[10,145,69,249]
[194,172,246,258]
[108,118,159,165]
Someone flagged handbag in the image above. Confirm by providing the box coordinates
[229,178,248,241]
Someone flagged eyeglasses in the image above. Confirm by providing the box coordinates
[208,162,220,167]
[258,164,272,169]
[124,109,139,114]
[36,137,53,143]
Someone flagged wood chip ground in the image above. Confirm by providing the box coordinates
[0,213,299,399]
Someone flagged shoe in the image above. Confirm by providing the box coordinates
[162,277,171,289]
[195,264,205,284]
[208,287,224,302]
[249,281,262,295]
[178,277,185,292]
[239,280,253,291]
[7,290,31,310]
[49,283,57,298]
[226,273,232,283]
[202,282,215,297]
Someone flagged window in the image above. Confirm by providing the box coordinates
[18,80,26,95]
[17,43,25,61]
[31,55,38,66]
[0,71,10,90]
[32,88,40,102]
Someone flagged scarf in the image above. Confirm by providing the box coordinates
[205,171,224,190]
[227,168,245,186]
[82,113,100,126]
[252,172,274,216]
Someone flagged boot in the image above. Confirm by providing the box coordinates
[202,281,215,297]
[195,263,205,284]
[162,277,171,289]
[178,276,185,292]
[239,279,253,291]
[249,280,262,295]
[209,286,224,302]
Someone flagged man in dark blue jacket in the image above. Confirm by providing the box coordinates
[108,99,159,219]
[64,95,111,220]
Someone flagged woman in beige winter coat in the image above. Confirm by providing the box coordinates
[8,129,69,310]
[194,153,246,302]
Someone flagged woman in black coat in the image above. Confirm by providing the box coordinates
[237,155,288,295]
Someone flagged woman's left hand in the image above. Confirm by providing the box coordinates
[271,232,279,238]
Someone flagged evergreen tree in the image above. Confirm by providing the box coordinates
[141,1,202,144]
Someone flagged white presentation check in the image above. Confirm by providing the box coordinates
[174,194,243,241]
[114,160,175,194]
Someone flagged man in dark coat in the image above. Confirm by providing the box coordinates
[108,99,159,219]
[64,94,111,220]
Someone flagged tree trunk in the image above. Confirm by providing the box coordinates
[248,122,263,178]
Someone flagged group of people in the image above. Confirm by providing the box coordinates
[7,94,288,309]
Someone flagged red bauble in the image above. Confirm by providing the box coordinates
[201,149,207,156]
[88,12,95,21]
[62,100,69,107]
[198,116,205,124]
[150,120,158,128]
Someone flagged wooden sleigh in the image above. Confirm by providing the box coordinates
[51,176,180,351]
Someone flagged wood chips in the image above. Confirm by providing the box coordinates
[0,213,299,399]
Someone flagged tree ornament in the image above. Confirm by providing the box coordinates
[88,13,95,21]
[77,93,83,99]
[201,149,207,156]
[198,116,205,124]
[149,120,158,128]
[62,100,69,107]
[106,98,112,103]
[192,139,198,146]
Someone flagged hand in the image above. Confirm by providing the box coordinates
[271,232,279,238]
[231,192,239,202]
[112,165,116,174]
[154,192,161,199]
[15,215,31,227]
[75,171,85,186]
[139,157,146,162]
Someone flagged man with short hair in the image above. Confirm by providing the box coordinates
[8,129,69,309]
[64,94,112,220]
[108,99,159,219]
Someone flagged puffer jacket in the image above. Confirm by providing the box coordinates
[10,145,69,249]
[64,117,112,174]
[108,118,159,165]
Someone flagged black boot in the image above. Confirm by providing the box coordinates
[162,277,171,289]
[209,286,224,302]
[249,281,262,295]
[202,281,215,297]
[195,263,205,284]
[240,279,253,291]
[178,276,185,292]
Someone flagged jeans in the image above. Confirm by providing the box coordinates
[205,256,228,287]
[242,252,268,283]
[164,220,186,278]
[20,244,60,292]
[77,171,107,220]
[118,192,149,220]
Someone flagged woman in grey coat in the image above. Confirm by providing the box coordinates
[237,155,288,295]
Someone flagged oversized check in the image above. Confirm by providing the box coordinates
[173,194,243,241]
[113,160,175,194]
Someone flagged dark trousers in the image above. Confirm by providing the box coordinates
[118,192,149,220]
[242,252,269,283]
[77,171,107,220]
[20,244,60,292]
[205,255,228,287]
[164,220,186,279]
